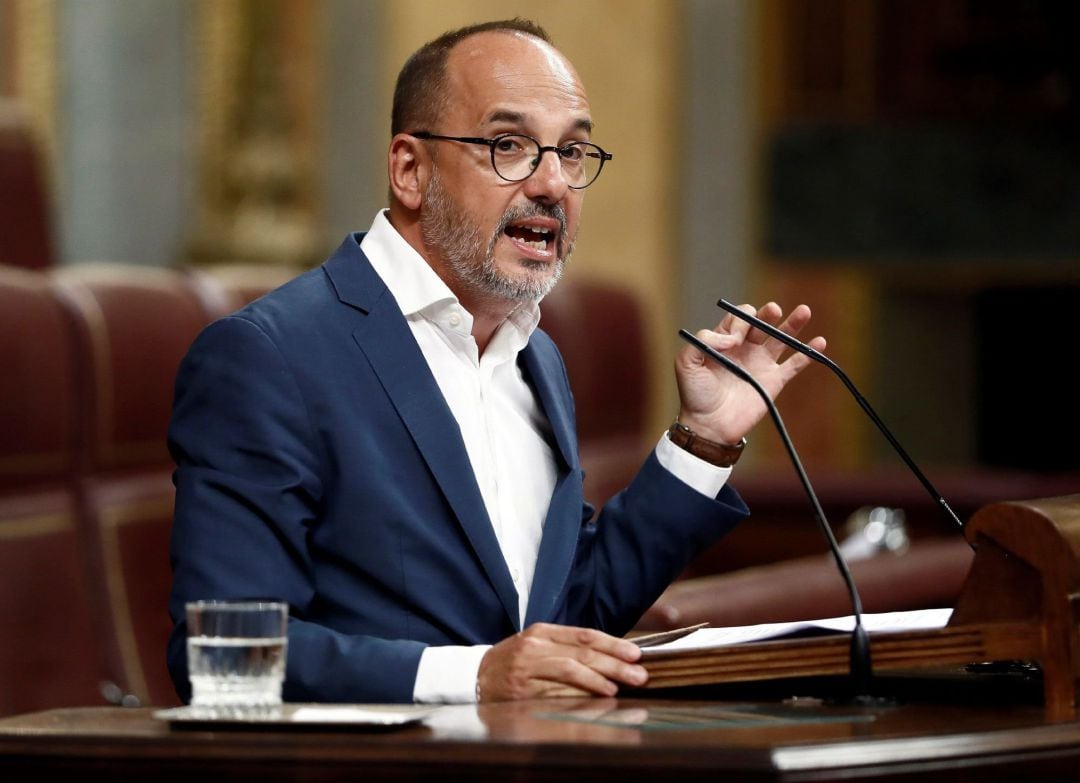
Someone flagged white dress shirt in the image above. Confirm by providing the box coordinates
[359,211,733,703]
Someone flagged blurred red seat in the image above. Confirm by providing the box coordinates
[635,537,974,633]
[51,263,219,707]
[540,277,651,505]
[0,266,104,716]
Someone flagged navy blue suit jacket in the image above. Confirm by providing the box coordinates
[167,233,748,703]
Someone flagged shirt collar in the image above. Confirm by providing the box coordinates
[359,209,541,344]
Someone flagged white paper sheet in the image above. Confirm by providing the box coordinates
[640,608,953,654]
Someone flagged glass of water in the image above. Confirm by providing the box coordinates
[185,600,288,715]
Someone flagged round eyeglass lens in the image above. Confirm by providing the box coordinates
[490,135,604,187]
[559,143,605,188]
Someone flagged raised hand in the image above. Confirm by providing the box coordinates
[674,302,826,446]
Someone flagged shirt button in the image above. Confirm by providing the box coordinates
[448,313,461,328]
[511,568,521,583]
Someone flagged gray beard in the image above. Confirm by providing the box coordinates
[420,170,573,303]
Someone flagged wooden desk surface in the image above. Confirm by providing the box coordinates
[3,692,1080,782]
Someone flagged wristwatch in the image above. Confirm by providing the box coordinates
[667,421,746,467]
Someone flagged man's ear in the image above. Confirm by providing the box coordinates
[388,134,427,211]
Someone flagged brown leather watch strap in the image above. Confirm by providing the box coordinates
[667,422,746,467]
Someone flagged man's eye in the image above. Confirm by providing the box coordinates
[494,137,524,154]
[560,145,585,162]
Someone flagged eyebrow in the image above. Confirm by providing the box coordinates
[484,109,594,135]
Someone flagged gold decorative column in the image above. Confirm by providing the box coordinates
[188,0,324,268]
[6,0,58,187]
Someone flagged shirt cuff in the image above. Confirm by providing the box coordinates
[412,644,492,704]
[654,431,733,498]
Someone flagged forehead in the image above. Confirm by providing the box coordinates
[443,31,591,131]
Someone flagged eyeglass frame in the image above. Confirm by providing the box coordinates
[408,131,613,189]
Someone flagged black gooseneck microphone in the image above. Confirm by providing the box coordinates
[677,328,874,702]
[716,298,966,535]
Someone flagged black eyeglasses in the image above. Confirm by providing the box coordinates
[409,131,612,189]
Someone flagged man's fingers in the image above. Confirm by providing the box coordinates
[717,303,756,341]
[743,302,778,345]
[744,303,824,362]
[525,623,642,662]
[522,624,648,688]
[775,303,812,338]
[478,624,651,701]
[529,648,648,696]
[531,657,621,697]
[678,329,738,370]
[563,645,649,689]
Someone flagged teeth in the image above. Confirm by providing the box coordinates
[506,223,553,252]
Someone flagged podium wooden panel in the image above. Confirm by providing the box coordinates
[642,494,1080,719]
[4,699,1080,782]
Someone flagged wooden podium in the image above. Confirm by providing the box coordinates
[642,494,1080,719]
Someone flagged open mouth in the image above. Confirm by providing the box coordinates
[504,220,558,258]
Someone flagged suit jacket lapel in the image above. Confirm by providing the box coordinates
[518,339,577,471]
[323,238,521,630]
[519,339,585,626]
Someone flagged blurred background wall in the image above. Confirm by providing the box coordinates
[3,0,1079,477]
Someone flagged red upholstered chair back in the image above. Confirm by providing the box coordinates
[0,266,105,716]
[52,264,213,474]
[635,538,975,633]
[0,100,55,269]
[540,277,650,505]
[50,263,220,707]
[0,268,76,491]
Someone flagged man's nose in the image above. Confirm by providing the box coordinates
[521,149,570,203]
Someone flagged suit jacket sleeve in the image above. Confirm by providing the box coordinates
[166,315,426,704]
[521,330,749,637]
[562,456,748,636]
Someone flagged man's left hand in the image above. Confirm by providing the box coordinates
[673,301,825,446]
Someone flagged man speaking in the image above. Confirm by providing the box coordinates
[167,18,825,704]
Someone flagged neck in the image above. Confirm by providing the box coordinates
[460,293,519,356]
[387,205,520,356]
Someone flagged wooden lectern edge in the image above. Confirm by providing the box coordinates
[640,494,1080,720]
[960,494,1080,720]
